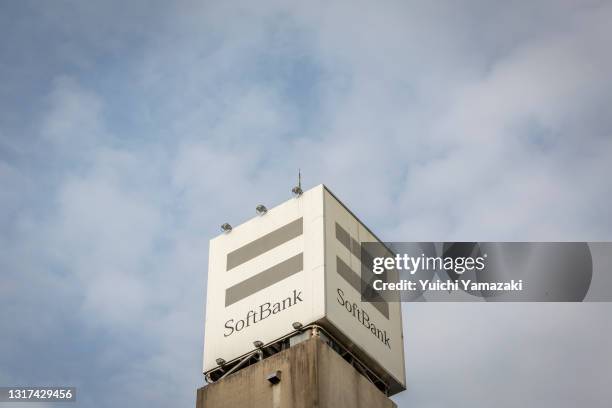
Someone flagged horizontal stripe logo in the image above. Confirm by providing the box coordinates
[225,253,304,307]
[335,222,390,319]
[226,218,303,271]
[336,257,389,319]
[335,222,362,261]
[335,222,393,276]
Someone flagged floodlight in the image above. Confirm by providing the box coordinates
[253,340,264,348]
[292,322,303,330]
[291,186,303,197]
[215,358,226,366]
[255,204,267,216]
[220,223,232,233]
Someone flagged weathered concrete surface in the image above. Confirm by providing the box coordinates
[197,337,397,408]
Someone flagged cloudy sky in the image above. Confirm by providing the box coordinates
[1,0,611,407]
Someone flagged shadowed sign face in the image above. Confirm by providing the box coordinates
[322,188,405,394]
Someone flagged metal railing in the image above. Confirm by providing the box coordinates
[203,323,390,395]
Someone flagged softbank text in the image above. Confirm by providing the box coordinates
[336,288,391,349]
[224,289,303,337]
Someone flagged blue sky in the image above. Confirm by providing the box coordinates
[1,1,611,407]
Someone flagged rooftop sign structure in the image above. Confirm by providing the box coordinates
[203,184,406,394]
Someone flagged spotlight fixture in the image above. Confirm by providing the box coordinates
[215,358,226,366]
[266,370,282,385]
[255,204,267,216]
[292,322,303,330]
[291,186,303,197]
[292,169,303,197]
[253,340,264,348]
[220,223,232,233]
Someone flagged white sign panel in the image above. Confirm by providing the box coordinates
[203,185,406,394]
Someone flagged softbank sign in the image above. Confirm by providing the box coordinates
[224,290,303,337]
[336,288,391,348]
[203,185,406,395]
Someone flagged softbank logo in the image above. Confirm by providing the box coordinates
[224,218,304,307]
[221,218,305,337]
[337,288,391,349]
[224,289,303,337]
[335,223,390,319]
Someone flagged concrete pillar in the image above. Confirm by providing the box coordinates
[196,336,397,408]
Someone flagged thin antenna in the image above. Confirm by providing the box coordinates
[292,169,303,197]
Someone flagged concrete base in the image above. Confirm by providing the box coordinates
[197,336,397,408]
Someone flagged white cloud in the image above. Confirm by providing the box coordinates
[40,76,104,149]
